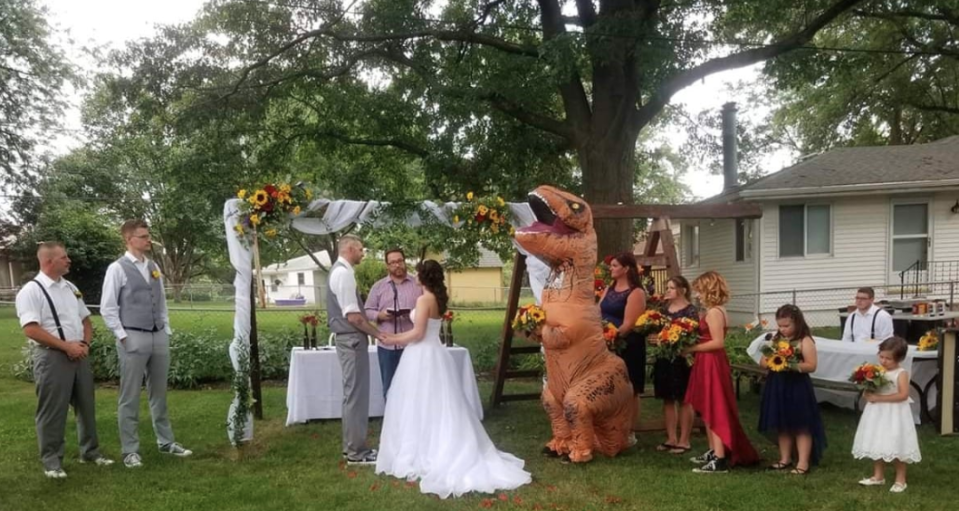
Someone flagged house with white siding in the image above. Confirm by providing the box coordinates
[681,135,959,326]
[261,251,332,306]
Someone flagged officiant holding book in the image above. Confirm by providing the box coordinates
[365,248,423,398]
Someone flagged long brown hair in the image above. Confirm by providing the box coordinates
[415,260,448,314]
[612,252,641,290]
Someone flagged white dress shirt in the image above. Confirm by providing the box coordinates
[329,256,361,317]
[15,271,90,343]
[842,304,894,343]
[100,251,172,340]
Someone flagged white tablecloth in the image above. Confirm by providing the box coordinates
[746,335,938,424]
[285,345,484,426]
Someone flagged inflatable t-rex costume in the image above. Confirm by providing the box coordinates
[514,185,634,463]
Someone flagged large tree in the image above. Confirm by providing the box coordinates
[0,0,73,181]
[766,0,959,152]
[189,0,863,256]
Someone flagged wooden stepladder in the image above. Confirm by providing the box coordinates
[489,253,543,407]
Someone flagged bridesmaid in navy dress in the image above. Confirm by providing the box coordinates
[652,276,698,455]
[599,252,647,435]
[758,304,827,475]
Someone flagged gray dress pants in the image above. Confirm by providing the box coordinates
[117,330,175,455]
[32,346,102,470]
[334,332,373,459]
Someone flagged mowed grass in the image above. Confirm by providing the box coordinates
[0,306,957,511]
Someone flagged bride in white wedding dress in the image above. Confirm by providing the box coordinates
[376,260,532,499]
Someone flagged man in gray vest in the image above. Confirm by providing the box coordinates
[16,242,113,478]
[101,219,192,468]
[328,234,382,465]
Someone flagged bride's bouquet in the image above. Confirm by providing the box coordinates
[849,362,890,392]
[650,317,698,362]
[760,334,803,372]
[512,303,546,337]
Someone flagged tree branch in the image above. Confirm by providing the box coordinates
[287,128,432,158]
[633,0,864,131]
[908,102,959,115]
[853,8,959,25]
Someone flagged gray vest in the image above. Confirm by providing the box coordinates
[117,257,165,331]
[326,260,363,335]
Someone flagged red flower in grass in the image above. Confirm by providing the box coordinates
[480,499,494,508]
[498,493,508,501]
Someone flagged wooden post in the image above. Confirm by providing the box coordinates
[250,277,263,420]
[490,253,536,407]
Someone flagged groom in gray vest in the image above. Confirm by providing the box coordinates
[328,234,383,465]
[101,219,192,468]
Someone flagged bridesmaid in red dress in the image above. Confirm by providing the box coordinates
[684,271,760,473]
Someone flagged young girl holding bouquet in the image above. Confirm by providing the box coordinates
[758,304,827,475]
[852,336,921,493]
[684,271,760,473]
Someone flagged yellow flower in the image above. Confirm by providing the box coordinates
[237,189,247,199]
[277,191,291,204]
[251,190,269,208]
[508,226,515,236]
[305,189,313,200]
[265,228,277,238]
[453,215,459,223]
[496,197,505,207]
[234,224,245,235]
[249,214,261,226]
[151,269,161,280]
[477,205,489,215]
[767,355,788,372]
[466,191,474,201]
[292,205,302,216]
[279,183,292,193]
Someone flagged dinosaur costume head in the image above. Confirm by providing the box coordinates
[514,185,596,267]
[512,185,634,463]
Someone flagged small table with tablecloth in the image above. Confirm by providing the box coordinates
[746,335,938,424]
[285,345,483,426]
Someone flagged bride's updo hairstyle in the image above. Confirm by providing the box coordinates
[415,259,449,314]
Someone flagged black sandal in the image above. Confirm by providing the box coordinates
[790,467,809,475]
[656,443,679,452]
[766,461,792,471]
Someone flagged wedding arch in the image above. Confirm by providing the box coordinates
[221,194,552,444]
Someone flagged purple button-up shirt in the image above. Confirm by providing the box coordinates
[364,275,423,350]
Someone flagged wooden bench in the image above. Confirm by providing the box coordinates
[730,363,865,413]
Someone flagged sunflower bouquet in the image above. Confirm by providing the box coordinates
[760,335,803,372]
[651,317,699,361]
[512,303,546,338]
[602,320,623,352]
[918,330,939,351]
[849,362,890,392]
[634,309,668,338]
[234,182,312,241]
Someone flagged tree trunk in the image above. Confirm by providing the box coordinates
[578,133,637,260]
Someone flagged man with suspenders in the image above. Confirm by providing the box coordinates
[842,287,894,343]
[15,242,113,478]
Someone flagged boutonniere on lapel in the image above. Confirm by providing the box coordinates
[151,269,161,280]
[73,289,83,299]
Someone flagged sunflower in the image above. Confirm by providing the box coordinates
[477,204,489,216]
[250,190,269,208]
[489,209,499,222]
[508,226,515,236]
[305,189,313,200]
[767,354,788,372]
[249,213,261,226]
[496,197,505,207]
[453,214,459,223]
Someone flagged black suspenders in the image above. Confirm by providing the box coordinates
[31,280,66,341]
[849,311,880,340]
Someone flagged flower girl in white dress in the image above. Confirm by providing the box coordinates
[852,336,921,493]
[376,260,531,499]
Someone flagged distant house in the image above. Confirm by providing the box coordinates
[0,242,24,299]
[260,251,332,306]
[680,135,959,324]
[435,248,506,304]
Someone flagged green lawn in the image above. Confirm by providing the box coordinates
[0,306,956,510]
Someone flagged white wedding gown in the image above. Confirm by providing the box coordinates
[375,311,532,498]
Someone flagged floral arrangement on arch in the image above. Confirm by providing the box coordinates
[233,182,312,240]
[918,330,938,351]
[453,192,514,235]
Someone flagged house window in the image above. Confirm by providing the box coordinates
[735,219,753,262]
[683,224,700,267]
[297,272,306,285]
[271,279,279,292]
[779,204,831,257]
[892,203,928,272]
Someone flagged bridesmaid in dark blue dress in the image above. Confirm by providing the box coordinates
[599,252,647,432]
[652,276,698,454]
[758,304,827,475]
